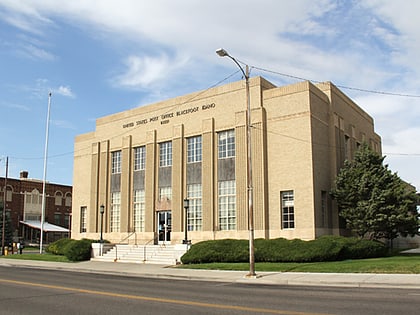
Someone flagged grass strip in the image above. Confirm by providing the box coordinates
[1,253,70,262]
[179,255,420,274]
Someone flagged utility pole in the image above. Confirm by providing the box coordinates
[2,156,8,255]
[216,48,256,277]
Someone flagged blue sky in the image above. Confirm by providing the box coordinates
[0,0,419,189]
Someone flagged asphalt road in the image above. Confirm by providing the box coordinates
[0,266,419,315]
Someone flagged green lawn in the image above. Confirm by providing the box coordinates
[179,254,420,274]
[1,253,70,262]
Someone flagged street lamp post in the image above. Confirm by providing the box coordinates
[183,198,190,245]
[216,48,256,277]
[100,205,105,256]
[100,205,105,243]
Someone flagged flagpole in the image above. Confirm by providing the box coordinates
[40,92,52,254]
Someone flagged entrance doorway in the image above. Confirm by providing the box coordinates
[157,211,171,244]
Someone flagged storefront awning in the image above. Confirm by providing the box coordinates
[20,220,69,233]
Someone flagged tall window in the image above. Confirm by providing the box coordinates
[112,151,121,174]
[25,189,42,205]
[218,180,236,230]
[80,206,87,233]
[64,214,70,229]
[218,130,235,158]
[54,213,61,226]
[344,135,350,161]
[159,141,172,167]
[110,192,121,232]
[3,186,12,202]
[65,193,72,207]
[187,184,202,231]
[133,190,145,232]
[281,190,295,229]
[187,136,202,163]
[55,191,63,206]
[134,146,146,171]
[159,187,172,202]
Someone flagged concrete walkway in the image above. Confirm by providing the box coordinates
[1,258,420,289]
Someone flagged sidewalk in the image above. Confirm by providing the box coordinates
[1,258,420,289]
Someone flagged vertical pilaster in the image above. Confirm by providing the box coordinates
[89,142,100,232]
[172,125,184,234]
[99,140,110,233]
[251,107,267,232]
[235,111,247,231]
[121,135,132,232]
[202,118,214,232]
[145,130,156,233]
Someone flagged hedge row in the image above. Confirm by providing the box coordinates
[46,238,96,261]
[180,236,388,264]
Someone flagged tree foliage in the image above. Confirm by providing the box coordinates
[331,143,419,242]
[0,203,13,247]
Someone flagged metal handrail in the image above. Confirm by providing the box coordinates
[117,231,137,245]
[143,238,156,263]
[112,234,155,262]
[114,232,136,262]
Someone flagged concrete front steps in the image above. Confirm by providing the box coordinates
[92,244,188,265]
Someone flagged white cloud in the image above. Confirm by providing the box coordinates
[113,54,188,89]
[55,85,75,98]
[1,101,30,111]
[19,43,56,61]
[362,1,420,74]
[0,0,53,35]
[52,119,76,130]
[383,127,420,155]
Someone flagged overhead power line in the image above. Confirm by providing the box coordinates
[6,64,420,164]
[252,65,420,98]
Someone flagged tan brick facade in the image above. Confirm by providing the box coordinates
[72,77,381,244]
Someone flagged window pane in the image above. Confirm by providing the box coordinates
[281,190,295,229]
[187,184,202,231]
[112,151,121,174]
[218,130,235,159]
[110,192,121,232]
[134,146,146,171]
[159,142,172,167]
[80,206,87,233]
[159,187,172,202]
[133,190,145,232]
[218,180,236,230]
[187,136,202,163]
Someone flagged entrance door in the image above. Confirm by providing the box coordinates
[157,211,171,244]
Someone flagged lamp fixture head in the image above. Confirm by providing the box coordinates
[216,48,229,57]
[100,205,105,214]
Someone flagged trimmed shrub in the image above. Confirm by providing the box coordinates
[46,238,96,261]
[340,238,387,259]
[255,237,343,262]
[45,238,75,256]
[315,236,387,260]
[181,239,249,264]
[181,236,388,264]
[65,239,94,262]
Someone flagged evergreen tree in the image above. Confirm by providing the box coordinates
[0,202,13,248]
[331,143,419,243]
